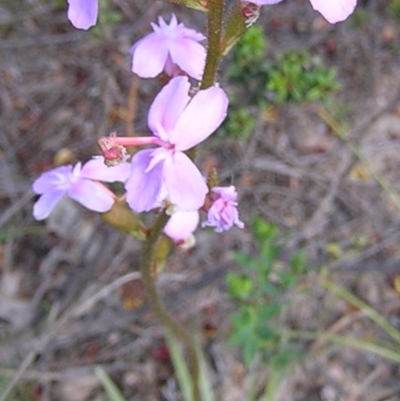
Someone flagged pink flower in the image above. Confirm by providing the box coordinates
[32,159,131,220]
[124,76,228,213]
[67,0,98,30]
[130,15,206,80]
[202,186,244,232]
[164,210,200,242]
[245,0,357,24]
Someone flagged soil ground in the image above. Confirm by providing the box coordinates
[1,0,400,400]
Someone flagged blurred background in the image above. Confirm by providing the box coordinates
[1,0,400,400]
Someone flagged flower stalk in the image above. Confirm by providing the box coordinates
[201,0,224,89]
[140,210,201,401]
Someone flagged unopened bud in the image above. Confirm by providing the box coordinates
[241,2,260,27]
[98,134,129,166]
[207,168,219,190]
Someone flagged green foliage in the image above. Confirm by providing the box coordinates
[266,51,341,104]
[227,25,267,80]
[235,25,266,63]
[218,27,267,139]
[227,218,308,368]
[226,26,269,101]
[389,0,400,21]
[227,28,340,106]
[221,27,341,139]
[217,107,256,140]
[0,377,37,401]
[226,272,254,300]
[92,0,122,35]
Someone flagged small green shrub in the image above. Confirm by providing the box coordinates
[222,28,341,139]
[266,51,341,104]
[227,217,308,367]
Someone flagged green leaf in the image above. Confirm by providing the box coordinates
[290,251,308,276]
[255,324,280,344]
[243,338,259,366]
[271,344,303,371]
[305,87,322,101]
[226,273,254,300]
[233,251,258,270]
[257,302,282,321]
[229,308,256,345]
[252,218,277,244]
[260,243,280,272]
[259,281,281,297]
[229,322,254,346]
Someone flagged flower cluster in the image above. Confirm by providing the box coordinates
[44,0,359,242]
[32,77,236,238]
[33,14,243,242]
[123,76,228,213]
[202,186,244,233]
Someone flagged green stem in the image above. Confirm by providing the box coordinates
[318,109,400,211]
[285,329,400,364]
[320,275,400,345]
[201,0,224,89]
[140,211,200,401]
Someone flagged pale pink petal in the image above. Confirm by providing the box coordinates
[32,165,73,194]
[164,152,207,211]
[172,86,229,150]
[168,39,206,80]
[157,15,170,31]
[309,0,356,23]
[145,147,169,173]
[163,54,181,77]
[212,186,238,201]
[182,27,206,42]
[80,159,131,183]
[148,76,191,138]
[33,189,65,220]
[67,179,114,212]
[125,149,164,213]
[67,0,98,30]
[164,210,199,241]
[169,14,179,30]
[131,34,169,78]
